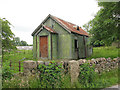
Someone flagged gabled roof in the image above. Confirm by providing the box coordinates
[43,25,57,33]
[51,15,88,36]
[32,14,88,36]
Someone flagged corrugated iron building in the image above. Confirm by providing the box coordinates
[32,14,92,59]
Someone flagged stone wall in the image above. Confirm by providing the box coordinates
[23,57,119,83]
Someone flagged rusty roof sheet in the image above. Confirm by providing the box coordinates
[51,15,88,36]
[43,25,57,33]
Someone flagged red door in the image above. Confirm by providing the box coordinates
[40,36,48,58]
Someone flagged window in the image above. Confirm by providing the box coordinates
[75,40,78,49]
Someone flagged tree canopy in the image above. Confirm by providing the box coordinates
[0,18,16,50]
[14,37,28,46]
[0,18,28,53]
[14,37,21,46]
[83,2,120,46]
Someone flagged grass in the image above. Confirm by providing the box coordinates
[3,50,34,62]
[86,46,119,60]
[92,69,119,88]
[2,46,119,73]
[2,50,34,73]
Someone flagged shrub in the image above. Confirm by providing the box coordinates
[78,62,96,88]
[37,60,64,88]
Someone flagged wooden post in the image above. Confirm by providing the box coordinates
[19,60,21,72]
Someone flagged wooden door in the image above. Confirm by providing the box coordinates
[40,36,48,58]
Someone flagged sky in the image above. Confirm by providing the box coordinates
[0,0,101,44]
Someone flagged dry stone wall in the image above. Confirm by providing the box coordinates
[23,57,119,83]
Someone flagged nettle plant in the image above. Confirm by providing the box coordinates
[37,60,64,88]
[78,62,96,88]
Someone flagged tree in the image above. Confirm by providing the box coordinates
[20,40,28,46]
[0,18,16,50]
[14,37,21,46]
[14,37,28,46]
[83,2,120,46]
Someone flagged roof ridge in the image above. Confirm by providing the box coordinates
[50,15,80,27]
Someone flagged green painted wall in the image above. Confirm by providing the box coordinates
[85,36,89,57]
[53,19,72,59]
[37,35,39,59]
[44,18,72,59]
[78,35,85,58]
[44,17,53,28]
[33,35,37,58]
[44,18,69,34]
[58,34,72,59]
[51,34,58,59]
[71,33,87,59]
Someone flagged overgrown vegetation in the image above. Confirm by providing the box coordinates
[78,63,96,88]
[2,46,119,88]
[2,63,13,80]
[78,63,119,88]
[2,61,119,88]
[37,60,64,88]
[2,50,34,73]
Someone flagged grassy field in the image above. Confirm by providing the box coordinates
[3,50,33,62]
[2,50,34,73]
[86,46,119,59]
[2,46,120,73]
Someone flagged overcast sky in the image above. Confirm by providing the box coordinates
[0,0,100,44]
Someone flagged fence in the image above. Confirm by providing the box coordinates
[2,49,33,73]
[9,58,26,73]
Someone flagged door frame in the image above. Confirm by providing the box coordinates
[39,35,48,58]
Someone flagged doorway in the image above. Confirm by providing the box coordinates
[39,36,48,58]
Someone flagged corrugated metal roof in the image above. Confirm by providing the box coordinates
[51,15,88,36]
[32,14,88,36]
[43,25,57,33]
